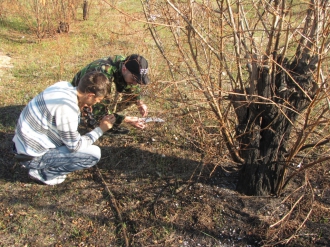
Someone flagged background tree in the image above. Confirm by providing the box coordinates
[83,0,88,20]
[141,0,330,196]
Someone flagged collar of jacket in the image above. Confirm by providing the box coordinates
[113,62,128,92]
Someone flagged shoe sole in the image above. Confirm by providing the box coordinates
[29,170,66,185]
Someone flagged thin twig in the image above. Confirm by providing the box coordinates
[270,194,304,228]
[95,165,130,247]
[283,179,314,244]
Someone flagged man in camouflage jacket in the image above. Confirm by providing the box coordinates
[72,54,150,130]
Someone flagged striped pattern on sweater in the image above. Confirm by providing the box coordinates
[13,81,103,157]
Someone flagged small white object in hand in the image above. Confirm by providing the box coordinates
[140,117,165,123]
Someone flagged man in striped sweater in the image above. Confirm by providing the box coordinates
[13,72,116,185]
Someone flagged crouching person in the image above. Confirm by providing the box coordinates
[12,71,115,185]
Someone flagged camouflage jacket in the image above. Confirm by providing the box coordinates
[72,55,141,100]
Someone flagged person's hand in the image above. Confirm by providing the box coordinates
[137,101,148,117]
[99,114,116,132]
[124,116,146,129]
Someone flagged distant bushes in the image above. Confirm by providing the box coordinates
[2,0,81,39]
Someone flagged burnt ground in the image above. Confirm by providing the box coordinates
[0,111,329,247]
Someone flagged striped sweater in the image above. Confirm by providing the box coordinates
[13,81,103,157]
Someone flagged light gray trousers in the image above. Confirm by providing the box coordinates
[20,145,101,180]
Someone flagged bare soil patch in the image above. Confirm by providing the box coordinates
[1,120,329,246]
[0,51,13,77]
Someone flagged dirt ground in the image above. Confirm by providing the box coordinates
[1,121,330,247]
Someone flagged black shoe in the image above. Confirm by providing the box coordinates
[106,127,130,135]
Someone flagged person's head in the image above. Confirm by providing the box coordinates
[121,54,150,86]
[77,71,109,107]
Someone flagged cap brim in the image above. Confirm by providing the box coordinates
[142,74,150,85]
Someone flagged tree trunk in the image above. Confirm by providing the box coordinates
[83,0,88,20]
[234,55,318,196]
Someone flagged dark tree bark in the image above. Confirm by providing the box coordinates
[234,55,318,196]
[83,0,88,20]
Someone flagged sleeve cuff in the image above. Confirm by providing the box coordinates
[87,127,104,142]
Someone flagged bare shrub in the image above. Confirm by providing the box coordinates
[139,0,330,244]
[4,0,81,39]
[141,0,330,192]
